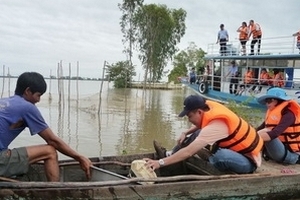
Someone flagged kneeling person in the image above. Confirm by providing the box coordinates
[145,95,263,174]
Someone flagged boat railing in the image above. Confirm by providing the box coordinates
[207,35,298,56]
[186,73,300,91]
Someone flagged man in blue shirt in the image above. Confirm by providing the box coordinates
[216,24,229,56]
[189,67,196,84]
[225,60,239,94]
[0,72,91,181]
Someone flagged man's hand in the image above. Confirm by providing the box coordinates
[78,156,92,180]
[177,132,187,145]
[144,158,160,171]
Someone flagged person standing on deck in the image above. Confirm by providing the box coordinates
[248,20,262,55]
[0,72,92,181]
[216,24,229,56]
[256,88,300,165]
[292,29,300,54]
[225,60,239,95]
[188,67,197,84]
[237,22,249,56]
[202,65,211,82]
[146,95,263,174]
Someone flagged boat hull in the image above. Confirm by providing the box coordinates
[1,153,300,199]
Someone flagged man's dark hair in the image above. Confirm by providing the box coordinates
[15,72,47,96]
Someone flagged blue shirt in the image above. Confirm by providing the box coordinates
[0,95,48,151]
[218,30,229,40]
[229,65,238,76]
[189,70,196,78]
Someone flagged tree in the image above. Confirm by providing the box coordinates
[133,4,186,83]
[107,61,136,88]
[168,42,206,83]
[118,0,143,66]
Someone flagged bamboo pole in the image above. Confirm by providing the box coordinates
[57,62,61,105]
[76,61,79,103]
[7,67,10,97]
[0,176,19,183]
[49,69,52,101]
[1,65,5,98]
[58,161,131,167]
[0,173,278,188]
[60,61,65,110]
[98,60,107,115]
[68,63,71,103]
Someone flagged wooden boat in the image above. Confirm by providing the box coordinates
[182,36,300,108]
[1,152,300,199]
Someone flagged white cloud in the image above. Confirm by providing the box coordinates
[0,0,299,78]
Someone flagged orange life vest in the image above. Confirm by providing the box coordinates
[239,26,248,40]
[200,101,263,158]
[273,73,285,87]
[265,100,300,152]
[260,72,270,85]
[244,70,254,84]
[250,23,262,39]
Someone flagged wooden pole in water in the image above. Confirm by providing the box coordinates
[76,61,79,103]
[68,63,71,103]
[1,65,5,98]
[98,60,107,115]
[49,69,52,101]
[57,62,61,105]
[7,67,10,97]
[60,61,65,110]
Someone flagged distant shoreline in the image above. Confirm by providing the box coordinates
[0,75,107,81]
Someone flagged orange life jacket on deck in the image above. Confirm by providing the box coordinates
[239,27,248,41]
[265,100,300,152]
[244,70,254,84]
[250,23,262,39]
[273,73,285,87]
[200,101,263,158]
[260,72,270,85]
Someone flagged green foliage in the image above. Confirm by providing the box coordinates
[168,42,206,83]
[226,99,264,128]
[118,0,143,64]
[133,4,186,82]
[107,61,136,88]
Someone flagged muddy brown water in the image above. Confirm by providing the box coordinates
[3,79,194,159]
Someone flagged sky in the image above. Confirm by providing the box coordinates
[0,0,299,79]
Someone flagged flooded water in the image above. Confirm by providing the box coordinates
[1,78,195,159]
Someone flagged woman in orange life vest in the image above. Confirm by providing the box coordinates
[237,22,249,56]
[236,67,254,96]
[251,68,271,93]
[256,88,300,165]
[272,69,285,88]
[145,95,263,174]
[248,20,262,55]
[292,29,300,54]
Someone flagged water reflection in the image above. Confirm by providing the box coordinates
[4,78,196,159]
